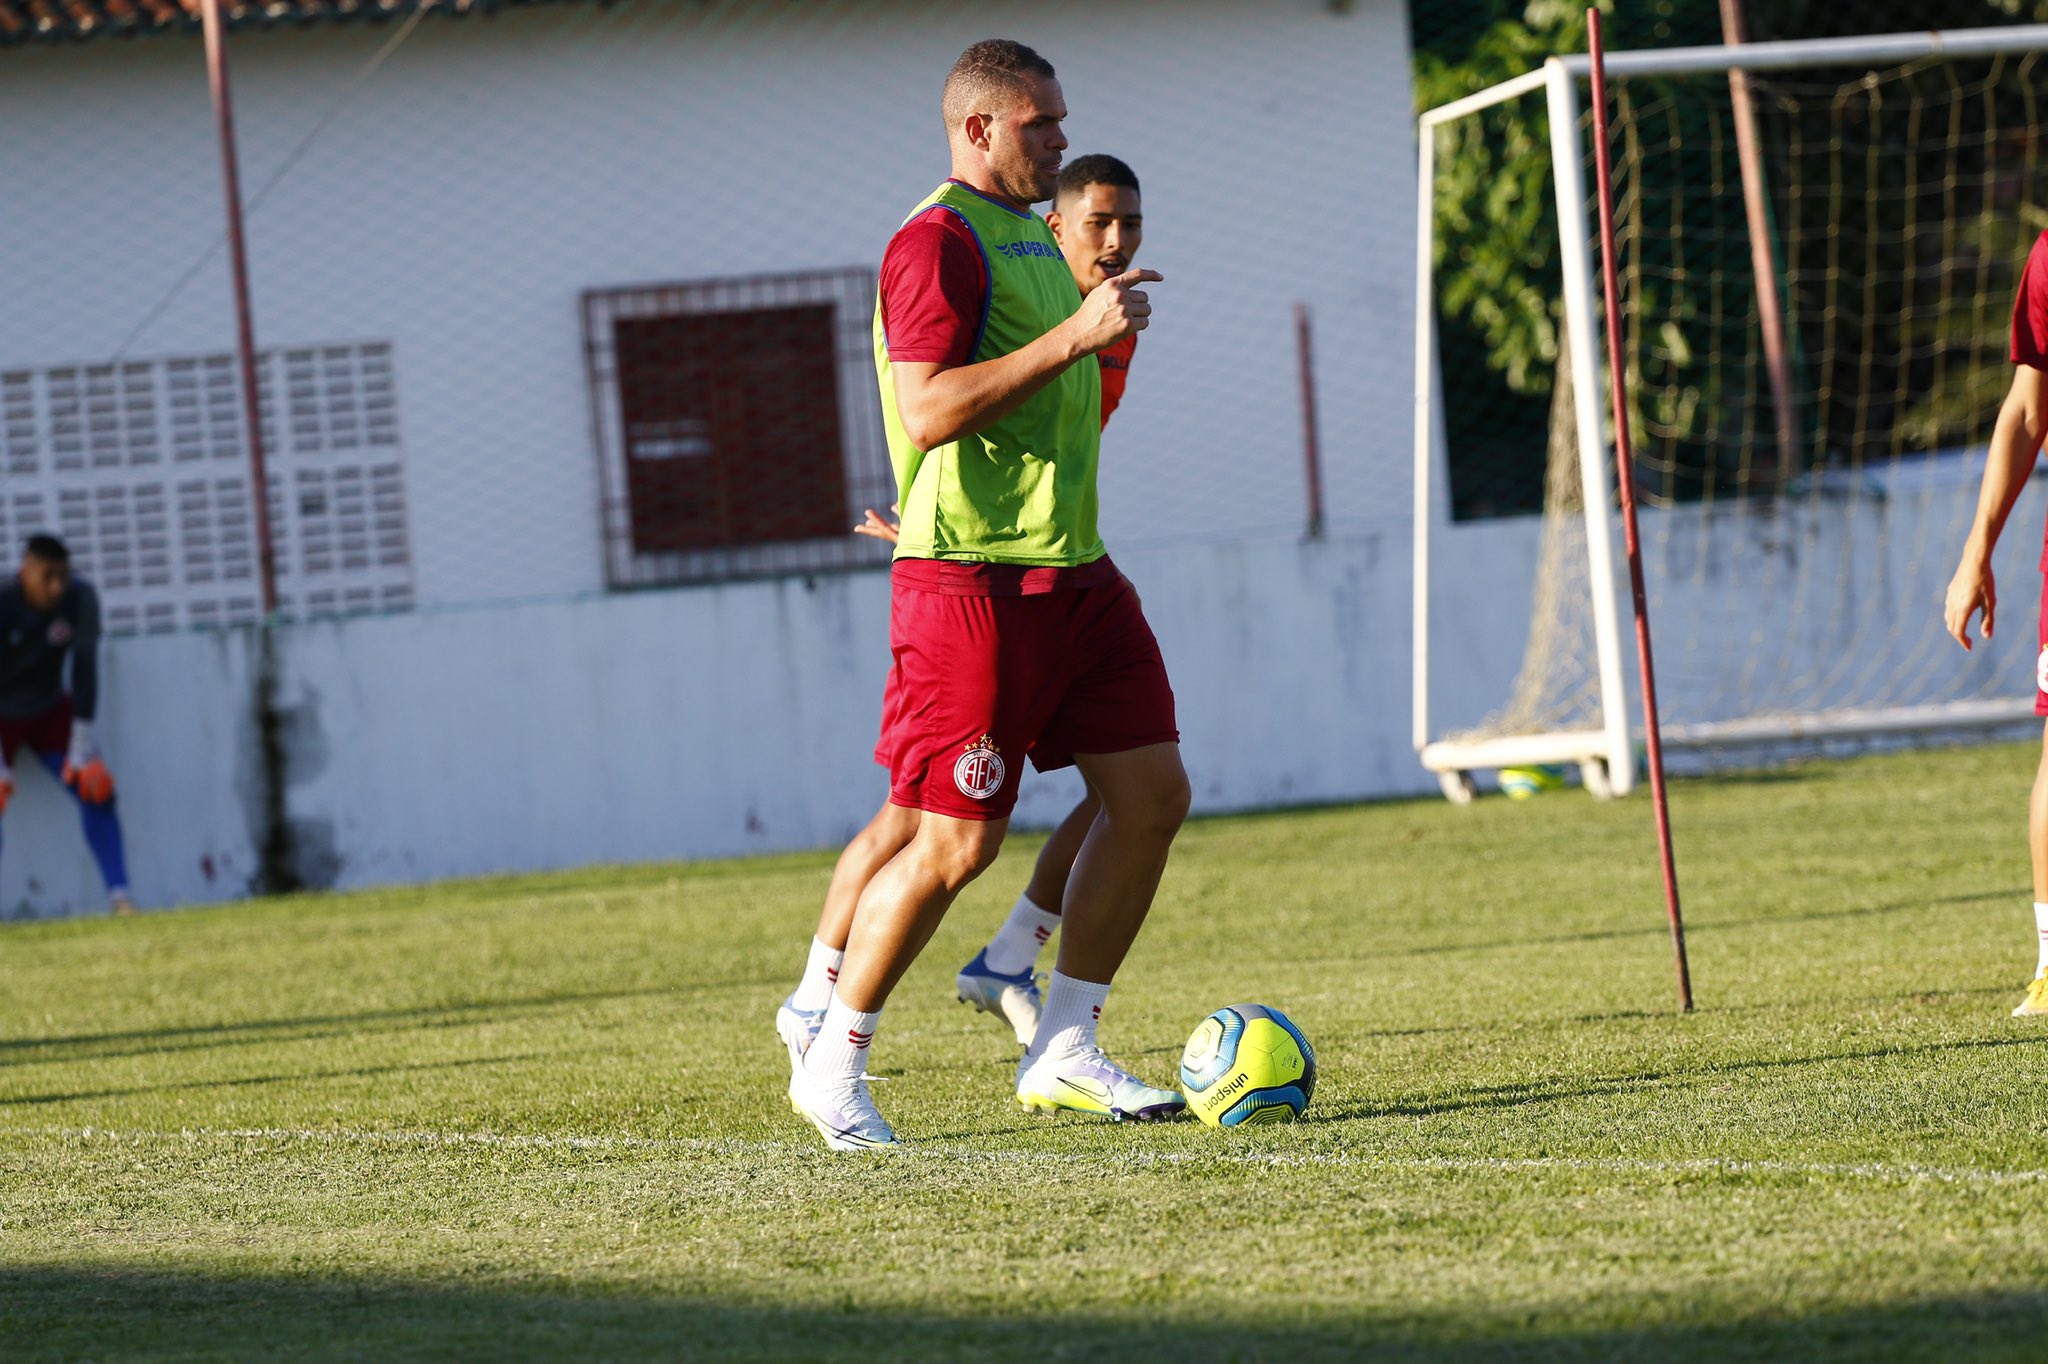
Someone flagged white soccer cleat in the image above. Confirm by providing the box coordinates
[2014,975,2048,1018]
[788,1064,900,1152]
[955,949,1043,1047]
[775,994,825,1071]
[1015,1046,1186,1123]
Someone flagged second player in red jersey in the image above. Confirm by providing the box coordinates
[1943,227,2048,1016]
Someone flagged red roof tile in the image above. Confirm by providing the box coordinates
[0,0,588,46]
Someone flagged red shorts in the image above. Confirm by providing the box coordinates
[2037,563,2048,717]
[882,560,1178,821]
[0,697,71,761]
[873,663,905,768]
[874,662,1076,773]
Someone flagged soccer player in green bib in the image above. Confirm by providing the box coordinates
[786,40,1189,1150]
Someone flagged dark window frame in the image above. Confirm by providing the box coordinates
[583,267,894,589]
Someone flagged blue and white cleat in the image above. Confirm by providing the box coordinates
[775,994,825,1072]
[955,949,1043,1047]
[788,1064,900,1152]
[1016,1046,1186,1123]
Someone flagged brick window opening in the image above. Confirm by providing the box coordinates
[584,268,892,588]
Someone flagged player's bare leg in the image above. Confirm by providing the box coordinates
[1053,747,1187,983]
[1015,743,1189,1122]
[2017,722,2048,1017]
[1027,787,1100,915]
[834,812,1007,1010]
[791,813,1005,1150]
[957,785,1100,1045]
[777,800,920,1068]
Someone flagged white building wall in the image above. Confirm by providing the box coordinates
[6,534,1437,914]
[14,457,2038,917]
[0,0,1417,611]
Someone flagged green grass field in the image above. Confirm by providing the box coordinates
[5,742,2048,1362]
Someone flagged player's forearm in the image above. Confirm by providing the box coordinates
[894,324,1085,452]
[70,640,98,721]
[1961,396,2048,565]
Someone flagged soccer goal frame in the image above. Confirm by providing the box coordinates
[1413,24,2048,804]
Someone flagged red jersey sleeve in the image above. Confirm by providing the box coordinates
[2012,230,2048,370]
[879,207,989,367]
[1097,333,1137,428]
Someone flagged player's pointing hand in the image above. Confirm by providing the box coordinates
[1071,267,1163,356]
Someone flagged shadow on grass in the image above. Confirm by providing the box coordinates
[1316,1032,2048,1123]
[0,980,783,1069]
[0,1049,565,1107]
[0,1264,2042,1363]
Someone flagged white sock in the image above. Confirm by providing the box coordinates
[1028,971,1110,1062]
[2035,903,2048,978]
[803,998,880,1081]
[982,893,1062,975]
[791,936,843,1011]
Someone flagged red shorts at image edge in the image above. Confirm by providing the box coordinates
[0,696,71,761]
[881,566,1178,821]
[2036,561,2048,717]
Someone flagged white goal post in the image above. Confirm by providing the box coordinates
[1414,25,2048,803]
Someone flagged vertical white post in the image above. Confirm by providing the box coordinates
[1545,59,1636,795]
[1412,117,1439,753]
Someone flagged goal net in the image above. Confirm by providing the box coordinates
[1415,27,2048,799]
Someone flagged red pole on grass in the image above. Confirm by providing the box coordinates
[1587,10,1693,1013]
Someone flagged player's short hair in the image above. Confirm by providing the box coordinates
[1057,154,1140,205]
[942,39,1056,132]
[24,533,67,563]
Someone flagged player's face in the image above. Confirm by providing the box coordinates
[985,74,1068,205]
[1049,183,1143,291]
[19,554,67,612]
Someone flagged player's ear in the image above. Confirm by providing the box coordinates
[1045,209,1066,243]
[962,110,994,152]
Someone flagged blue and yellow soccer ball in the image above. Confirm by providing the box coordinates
[1178,1004,1316,1126]
[1498,763,1568,799]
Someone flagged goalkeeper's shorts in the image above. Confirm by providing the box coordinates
[0,695,71,762]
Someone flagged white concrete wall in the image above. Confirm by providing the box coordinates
[0,0,1417,610]
[9,456,2041,916]
[3,532,1428,914]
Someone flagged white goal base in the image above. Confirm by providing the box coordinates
[1422,699,2038,803]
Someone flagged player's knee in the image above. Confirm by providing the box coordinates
[1112,767,1190,841]
[917,820,1005,889]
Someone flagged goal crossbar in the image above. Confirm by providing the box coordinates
[1417,26,2048,130]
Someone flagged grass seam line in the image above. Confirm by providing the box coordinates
[9,1124,2045,1188]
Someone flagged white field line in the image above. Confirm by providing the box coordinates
[8,1124,2047,1189]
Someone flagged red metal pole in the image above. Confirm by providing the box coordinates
[1588,9,1694,1013]
[1295,302,1326,540]
[201,0,280,617]
[1718,0,1801,489]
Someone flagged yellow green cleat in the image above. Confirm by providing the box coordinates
[2014,975,2048,1018]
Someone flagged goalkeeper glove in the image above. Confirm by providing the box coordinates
[62,721,115,805]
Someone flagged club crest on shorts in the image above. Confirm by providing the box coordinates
[2038,645,2048,695]
[953,733,1006,801]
